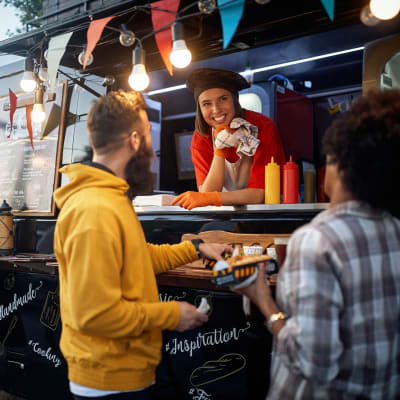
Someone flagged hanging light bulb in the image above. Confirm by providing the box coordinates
[360,5,380,26]
[78,48,94,67]
[119,24,136,47]
[128,46,150,91]
[370,0,400,20]
[102,75,116,87]
[20,57,37,92]
[170,22,192,69]
[38,65,49,82]
[198,0,216,14]
[31,86,46,124]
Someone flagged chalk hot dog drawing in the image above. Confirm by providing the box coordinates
[190,353,246,387]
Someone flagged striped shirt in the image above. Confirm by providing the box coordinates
[268,201,400,399]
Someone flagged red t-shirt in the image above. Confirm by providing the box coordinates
[191,109,286,189]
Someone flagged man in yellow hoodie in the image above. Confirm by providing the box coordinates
[53,90,232,400]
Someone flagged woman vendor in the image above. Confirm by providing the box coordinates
[172,68,286,210]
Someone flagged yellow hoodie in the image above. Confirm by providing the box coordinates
[53,163,198,391]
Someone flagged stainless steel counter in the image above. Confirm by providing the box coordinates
[134,203,329,215]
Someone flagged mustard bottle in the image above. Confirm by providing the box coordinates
[265,156,280,204]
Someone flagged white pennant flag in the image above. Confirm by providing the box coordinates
[47,32,73,93]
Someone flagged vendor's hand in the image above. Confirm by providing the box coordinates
[171,191,222,210]
[214,125,235,158]
[175,301,208,332]
[234,264,272,309]
[198,243,233,260]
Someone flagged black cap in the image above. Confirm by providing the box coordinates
[186,68,250,101]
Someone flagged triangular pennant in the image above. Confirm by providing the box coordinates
[8,89,17,138]
[320,0,335,21]
[47,32,73,93]
[217,0,245,49]
[151,0,180,76]
[25,104,34,150]
[84,16,116,70]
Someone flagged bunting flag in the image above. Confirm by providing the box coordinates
[151,0,180,76]
[320,0,334,21]
[25,104,34,150]
[217,0,245,49]
[8,89,17,138]
[84,16,116,70]
[47,32,73,93]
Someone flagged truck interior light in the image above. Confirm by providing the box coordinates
[129,46,150,91]
[119,24,136,47]
[20,57,37,93]
[31,86,46,123]
[370,0,400,20]
[170,22,192,69]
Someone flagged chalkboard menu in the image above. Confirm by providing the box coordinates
[0,82,68,216]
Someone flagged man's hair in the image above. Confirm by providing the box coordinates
[323,89,400,215]
[87,90,146,154]
[195,94,244,137]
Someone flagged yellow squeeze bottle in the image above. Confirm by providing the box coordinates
[265,156,280,204]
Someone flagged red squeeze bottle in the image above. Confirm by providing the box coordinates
[283,156,299,204]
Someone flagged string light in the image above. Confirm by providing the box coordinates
[78,48,94,66]
[119,24,136,47]
[128,46,150,91]
[170,22,192,69]
[360,5,380,26]
[198,0,216,14]
[370,0,400,20]
[31,86,46,123]
[20,57,37,92]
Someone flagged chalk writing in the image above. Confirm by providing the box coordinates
[188,387,212,400]
[165,322,251,357]
[159,291,187,302]
[28,340,62,368]
[0,281,43,321]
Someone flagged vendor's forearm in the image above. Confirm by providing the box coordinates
[199,155,225,192]
[219,188,264,205]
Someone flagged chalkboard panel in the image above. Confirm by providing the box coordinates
[0,82,68,216]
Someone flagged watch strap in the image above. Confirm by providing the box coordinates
[190,238,204,259]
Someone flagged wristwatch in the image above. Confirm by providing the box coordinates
[190,239,204,259]
[266,311,286,333]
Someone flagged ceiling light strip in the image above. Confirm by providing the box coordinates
[147,46,365,96]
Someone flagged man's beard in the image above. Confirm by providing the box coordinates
[124,140,155,197]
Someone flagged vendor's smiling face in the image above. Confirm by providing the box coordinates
[198,88,235,128]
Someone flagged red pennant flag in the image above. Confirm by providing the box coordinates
[84,16,116,70]
[8,89,17,138]
[151,0,180,76]
[25,104,34,150]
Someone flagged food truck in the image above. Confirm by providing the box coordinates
[0,0,399,398]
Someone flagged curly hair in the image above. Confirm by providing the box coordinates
[322,89,400,216]
[87,90,146,155]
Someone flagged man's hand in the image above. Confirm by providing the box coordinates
[234,264,272,310]
[175,302,208,332]
[171,191,222,210]
[199,243,233,260]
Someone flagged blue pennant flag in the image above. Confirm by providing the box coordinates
[218,0,245,49]
[321,0,335,21]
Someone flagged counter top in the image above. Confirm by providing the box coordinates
[134,203,329,215]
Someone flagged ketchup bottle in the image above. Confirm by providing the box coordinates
[283,156,299,204]
[265,156,280,204]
